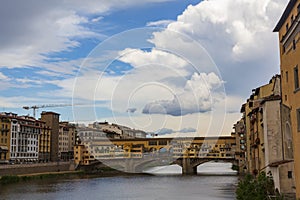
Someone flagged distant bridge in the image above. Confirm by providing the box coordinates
[74,136,237,174]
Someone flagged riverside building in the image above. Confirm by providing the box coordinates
[0,114,11,163]
[240,76,295,197]
[274,0,300,198]
[6,113,43,163]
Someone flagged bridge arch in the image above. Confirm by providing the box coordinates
[158,147,168,153]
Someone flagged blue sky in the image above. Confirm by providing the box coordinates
[0,0,289,135]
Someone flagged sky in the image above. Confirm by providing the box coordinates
[0,0,289,136]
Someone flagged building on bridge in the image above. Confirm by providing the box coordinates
[88,122,147,139]
[74,136,237,174]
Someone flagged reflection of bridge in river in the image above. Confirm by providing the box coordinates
[75,136,237,174]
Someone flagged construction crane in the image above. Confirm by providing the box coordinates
[23,104,74,118]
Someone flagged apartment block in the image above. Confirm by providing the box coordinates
[59,122,77,161]
[7,114,43,163]
[240,76,295,196]
[0,114,11,163]
[274,0,300,197]
[41,111,60,162]
[38,124,51,162]
[232,119,246,173]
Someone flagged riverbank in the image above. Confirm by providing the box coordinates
[0,166,153,185]
[0,161,74,176]
[0,171,82,185]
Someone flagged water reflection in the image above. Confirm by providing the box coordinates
[144,161,237,175]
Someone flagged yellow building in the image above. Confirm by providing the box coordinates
[241,76,281,174]
[74,136,236,166]
[0,114,11,163]
[38,123,51,162]
[274,0,300,198]
[240,76,295,196]
[59,122,77,161]
[232,119,246,173]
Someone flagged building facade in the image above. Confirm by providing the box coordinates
[9,114,42,163]
[240,76,295,196]
[59,122,77,161]
[0,114,11,163]
[38,124,51,162]
[41,111,60,162]
[274,0,300,198]
[74,136,236,166]
[232,119,246,173]
[89,122,147,139]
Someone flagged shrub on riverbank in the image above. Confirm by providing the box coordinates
[236,172,283,200]
[0,175,20,184]
[0,171,85,185]
[231,164,239,172]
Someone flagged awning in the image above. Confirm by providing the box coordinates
[0,146,8,151]
[269,160,293,167]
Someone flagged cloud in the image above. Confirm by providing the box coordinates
[154,127,197,135]
[0,0,173,69]
[148,0,288,96]
[155,128,174,135]
[0,0,289,137]
[118,48,189,74]
[142,72,224,116]
[126,108,137,113]
[109,0,289,121]
[0,8,98,69]
[0,98,16,108]
[179,127,197,133]
[0,72,9,81]
[91,16,103,23]
[146,20,174,27]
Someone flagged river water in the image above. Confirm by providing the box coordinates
[0,162,238,200]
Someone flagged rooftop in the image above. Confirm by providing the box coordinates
[273,0,298,32]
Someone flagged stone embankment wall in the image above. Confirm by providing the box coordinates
[0,161,74,176]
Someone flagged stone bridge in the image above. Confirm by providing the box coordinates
[79,155,236,174]
[75,136,237,174]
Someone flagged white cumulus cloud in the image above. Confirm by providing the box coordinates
[142,72,224,116]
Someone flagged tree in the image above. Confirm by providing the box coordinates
[236,172,284,200]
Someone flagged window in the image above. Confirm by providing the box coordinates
[286,71,288,82]
[291,15,294,23]
[249,102,253,108]
[286,23,289,32]
[288,171,293,179]
[294,66,299,90]
[297,109,300,132]
[293,39,296,50]
[298,3,300,13]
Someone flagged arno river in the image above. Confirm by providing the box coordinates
[0,162,238,200]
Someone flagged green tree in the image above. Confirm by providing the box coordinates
[236,172,284,200]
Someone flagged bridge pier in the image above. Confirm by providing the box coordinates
[125,159,135,173]
[182,157,197,175]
